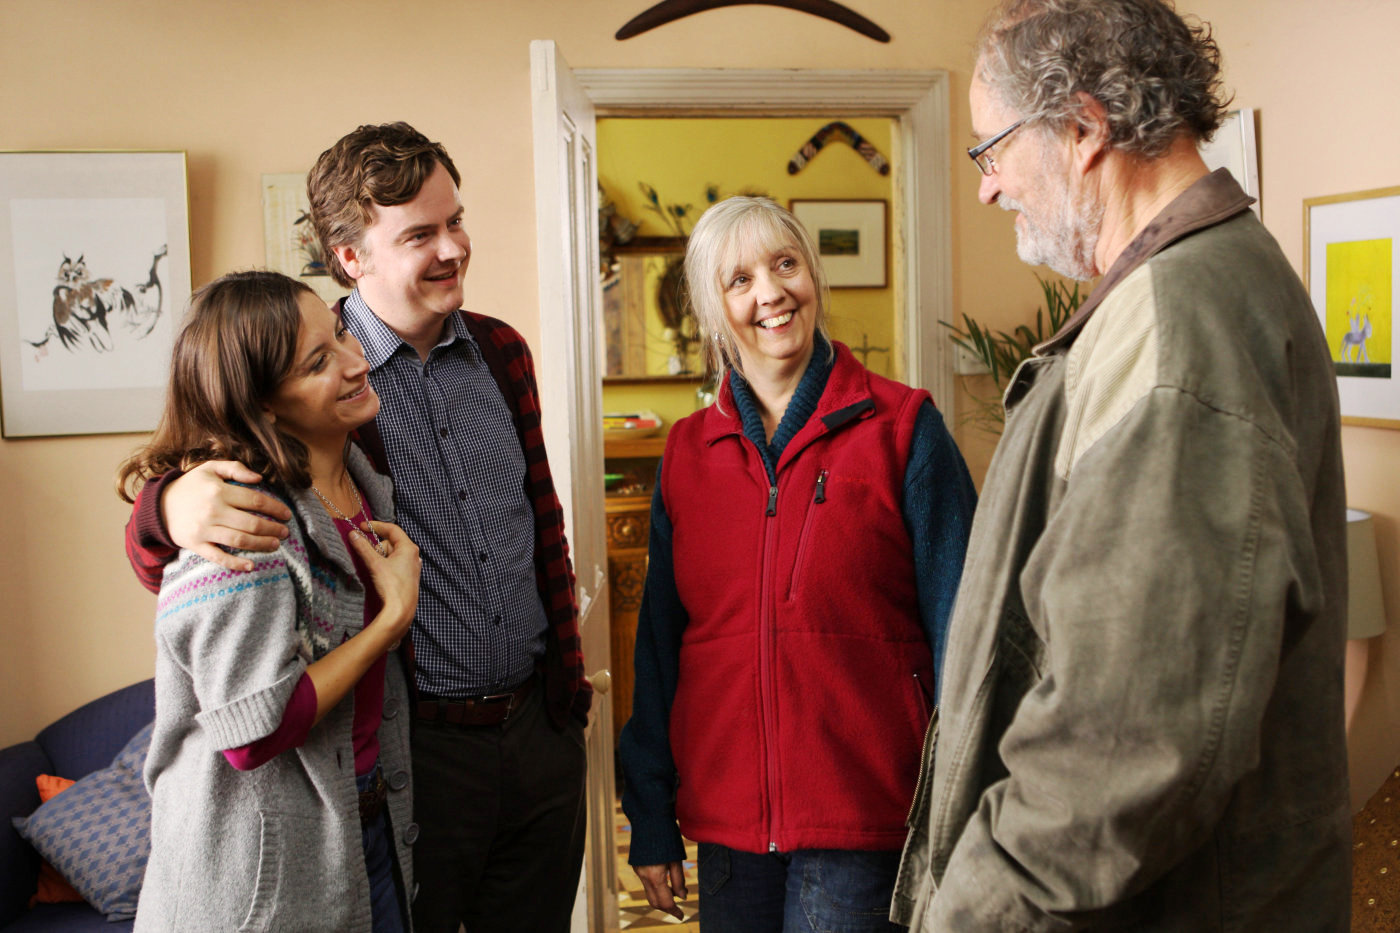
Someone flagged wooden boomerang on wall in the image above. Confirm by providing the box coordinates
[616,0,891,42]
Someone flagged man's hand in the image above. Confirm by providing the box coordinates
[162,461,292,572]
[634,862,687,920]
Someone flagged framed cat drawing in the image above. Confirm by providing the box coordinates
[0,150,191,437]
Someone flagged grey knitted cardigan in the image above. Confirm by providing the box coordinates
[135,446,414,932]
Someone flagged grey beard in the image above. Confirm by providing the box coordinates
[1003,191,1102,282]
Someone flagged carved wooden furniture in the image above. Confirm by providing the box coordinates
[604,435,666,751]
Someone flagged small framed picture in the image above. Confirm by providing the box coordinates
[1304,185,1400,428]
[0,150,191,437]
[262,172,349,307]
[790,199,887,288]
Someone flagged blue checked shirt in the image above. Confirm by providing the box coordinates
[342,290,547,697]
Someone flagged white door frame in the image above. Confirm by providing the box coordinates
[529,40,617,933]
[575,67,955,414]
[532,64,953,932]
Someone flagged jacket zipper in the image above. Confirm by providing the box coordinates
[786,470,827,601]
[759,479,782,853]
[905,704,939,825]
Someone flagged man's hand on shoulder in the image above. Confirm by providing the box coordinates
[163,461,292,572]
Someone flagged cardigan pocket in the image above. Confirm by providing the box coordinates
[238,810,347,932]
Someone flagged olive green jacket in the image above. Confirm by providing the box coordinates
[892,171,1351,931]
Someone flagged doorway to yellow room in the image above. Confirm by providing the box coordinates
[597,113,897,930]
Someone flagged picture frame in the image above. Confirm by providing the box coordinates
[790,199,887,288]
[602,236,702,380]
[0,151,191,437]
[262,172,349,307]
[1199,107,1260,218]
[1304,185,1400,428]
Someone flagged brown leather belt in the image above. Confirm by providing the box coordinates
[414,676,534,727]
[358,768,388,825]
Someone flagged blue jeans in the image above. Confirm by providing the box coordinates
[697,844,902,933]
[358,766,406,933]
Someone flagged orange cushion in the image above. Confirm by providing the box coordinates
[29,775,83,906]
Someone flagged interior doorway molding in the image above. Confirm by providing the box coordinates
[575,67,955,417]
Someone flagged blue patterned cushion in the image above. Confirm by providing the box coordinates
[11,722,153,921]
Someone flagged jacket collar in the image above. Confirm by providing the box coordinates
[1037,168,1255,355]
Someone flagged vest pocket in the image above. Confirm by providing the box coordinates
[786,469,828,600]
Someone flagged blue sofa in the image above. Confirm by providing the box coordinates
[0,680,152,932]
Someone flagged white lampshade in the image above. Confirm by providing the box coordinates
[1346,509,1388,640]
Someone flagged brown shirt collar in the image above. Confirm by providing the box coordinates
[1036,168,1256,355]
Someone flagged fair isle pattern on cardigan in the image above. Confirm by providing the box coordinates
[353,308,590,727]
[156,525,337,662]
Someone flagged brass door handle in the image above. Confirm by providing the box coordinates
[588,669,612,695]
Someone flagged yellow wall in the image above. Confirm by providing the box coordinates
[3,0,1395,813]
[599,116,896,428]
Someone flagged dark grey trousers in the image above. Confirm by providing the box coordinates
[409,682,587,933]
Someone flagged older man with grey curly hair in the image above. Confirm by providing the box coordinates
[891,0,1351,929]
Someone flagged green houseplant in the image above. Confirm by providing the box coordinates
[945,274,1084,431]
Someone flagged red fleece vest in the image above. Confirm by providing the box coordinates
[662,345,933,853]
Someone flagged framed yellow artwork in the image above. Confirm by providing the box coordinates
[1305,185,1400,428]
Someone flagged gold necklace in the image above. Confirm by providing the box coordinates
[311,476,387,556]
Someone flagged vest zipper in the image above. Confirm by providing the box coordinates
[759,478,782,853]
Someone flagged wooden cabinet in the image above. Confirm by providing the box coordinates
[603,435,665,750]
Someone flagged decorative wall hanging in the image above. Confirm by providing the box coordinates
[616,0,890,43]
[0,150,191,437]
[1304,185,1400,428]
[262,173,349,307]
[790,199,887,288]
[787,121,889,176]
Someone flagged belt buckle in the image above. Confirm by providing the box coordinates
[478,689,516,722]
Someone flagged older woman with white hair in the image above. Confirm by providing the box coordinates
[619,196,976,932]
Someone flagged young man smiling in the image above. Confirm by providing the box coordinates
[125,122,591,933]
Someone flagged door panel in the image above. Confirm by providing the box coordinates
[529,39,617,932]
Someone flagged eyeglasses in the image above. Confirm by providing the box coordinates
[967,118,1026,176]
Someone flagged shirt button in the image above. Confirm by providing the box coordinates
[382,696,399,719]
[492,614,502,626]
[388,769,410,792]
[458,490,467,500]
[439,427,448,438]
[404,823,421,845]
[478,552,488,563]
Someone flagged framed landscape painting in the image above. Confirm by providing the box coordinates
[790,199,887,288]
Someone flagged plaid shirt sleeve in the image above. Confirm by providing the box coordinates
[465,312,592,726]
[124,469,184,594]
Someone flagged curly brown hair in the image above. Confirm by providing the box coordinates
[307,122,461,288]
[976,0,1231,158]
[116,271,317,502]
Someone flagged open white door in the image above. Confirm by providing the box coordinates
[529,39,617,933]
